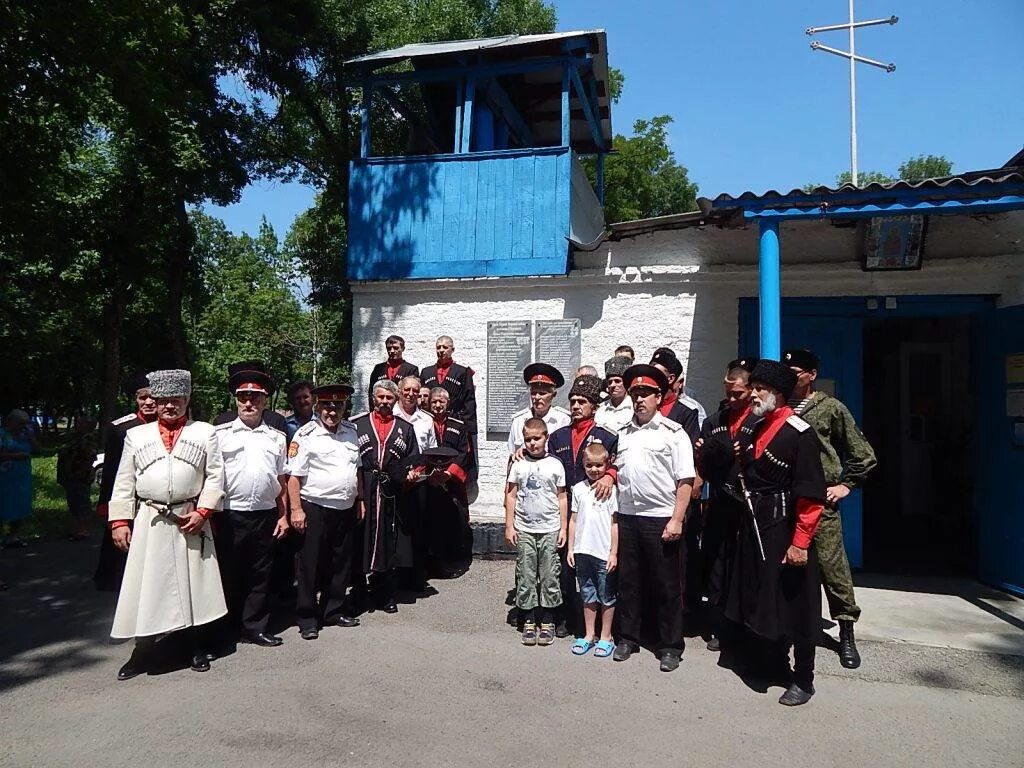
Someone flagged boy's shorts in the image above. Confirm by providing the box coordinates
[575,553,617,606]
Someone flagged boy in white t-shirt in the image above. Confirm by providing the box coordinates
[505,418,567,646]
[567,442,619,657]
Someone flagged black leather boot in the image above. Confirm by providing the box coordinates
[838,619,861,669]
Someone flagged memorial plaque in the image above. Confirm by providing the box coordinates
[486,321,533,432]
[535,319,581,411]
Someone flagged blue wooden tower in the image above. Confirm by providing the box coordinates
[344,30,612,280]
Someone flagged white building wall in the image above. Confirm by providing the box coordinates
[352,222,1024,520]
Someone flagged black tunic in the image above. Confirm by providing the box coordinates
[424,416,473,563]
[664,400,700,445]
[353,414,420,573]
[367,360,420,401]
[93,413,142,591]
[724,414,826,642]
[695,406,760,606]
[422,362,478,477]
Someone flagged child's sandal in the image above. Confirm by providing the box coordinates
[521,622,538,646]
[537,623,556,646]
[572,637,595,655]
[594,640,615,658]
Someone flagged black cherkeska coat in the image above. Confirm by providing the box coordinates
[424,415,473,563]
[352,413,420,574]
[695,405,760,606]
[422,361,478,476]
[547,422,618,496]
[367,360,420,401]
[724,414,827,643]
[664,400,700,446]
[93,412,144,591]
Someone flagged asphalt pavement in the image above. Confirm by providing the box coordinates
[1,538,1022,768]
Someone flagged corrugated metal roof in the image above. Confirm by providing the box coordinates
[344,30,605,67]
[704,169,1024,207]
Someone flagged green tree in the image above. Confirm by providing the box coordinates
[836,170,896,186]
[595,116,699,223]
[898,154,953,182]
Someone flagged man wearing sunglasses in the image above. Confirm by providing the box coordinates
[285,383,363,640]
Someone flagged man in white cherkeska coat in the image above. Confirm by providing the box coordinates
[108,369,227,680]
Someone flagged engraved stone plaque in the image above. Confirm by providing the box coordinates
[486,321,533,432]
[535,319,581,411]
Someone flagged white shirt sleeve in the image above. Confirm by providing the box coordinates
[285,435,311,477]
[671,429,696,482]
[273,434,287,476]
[608,485,619,514]
[506,461,520,486]
[553,459,566,489]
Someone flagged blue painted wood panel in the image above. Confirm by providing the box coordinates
[348,147,572,280]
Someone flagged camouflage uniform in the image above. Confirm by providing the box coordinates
[791,391,877,623]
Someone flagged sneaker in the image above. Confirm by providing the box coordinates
[537,623,555,646]
[521,621,538,646]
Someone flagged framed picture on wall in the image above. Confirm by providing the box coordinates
[861,215,928,271]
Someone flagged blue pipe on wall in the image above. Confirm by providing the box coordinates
[759,219,781,360]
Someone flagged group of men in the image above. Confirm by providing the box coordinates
[95,331,876,707]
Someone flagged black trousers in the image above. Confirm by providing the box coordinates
[93,522,130,592]
[793,641,815,689]
[295,500,357,631]
[617,514,685,653]
[216,508,278,637]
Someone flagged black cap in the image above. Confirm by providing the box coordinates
[604,356,631,378]
[727,357,759,373]
[228,360,268,377]
[313,383,355,402]
[123,373,150,396]
[783,349,819,372]
[623,364,670,395]
[750,360,798,400]
[650,349,683,378]
[229,369,276,396]
[568,374,604,404]
[422,446,460,460]
[523,362,564,389]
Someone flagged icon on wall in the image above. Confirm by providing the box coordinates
[861,215,928,271]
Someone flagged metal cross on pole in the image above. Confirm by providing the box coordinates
[807,1,897,186]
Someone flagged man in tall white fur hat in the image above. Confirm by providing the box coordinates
[108,368,227,680]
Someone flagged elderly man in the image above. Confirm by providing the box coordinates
[548,374,619,637]
[425,387,473,574]
[507,363,570,458]
[694,357,758,651]
[287,383,362,639]
[353,380,421,613]
[421,336,477,477]
[595,356,634,433]
[368,335,419,402]
[395,375,437,590]
[725,360,827,706]
[784,348,877,669]
[612,364,695,672]
[108,369,226,680]
[212,361,287,434]
[93,374,157,592]
[213,368,289,648]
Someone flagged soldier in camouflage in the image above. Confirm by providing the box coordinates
[785,349,877,670]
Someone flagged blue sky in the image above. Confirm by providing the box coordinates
[209,0,1024,236]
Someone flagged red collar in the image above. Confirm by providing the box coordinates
[659,392,677,416]
[157,417,187,453]
[571,418,595,458]
[371,410,394,425]
[436,358,453,370]
[753,405,793,457]
[727,402,752,438]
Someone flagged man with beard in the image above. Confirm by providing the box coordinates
[93,374,157,592]
[694,357,758,652]
[507,363,570,458]
[425,387,473,573]
[286,383,362,640]
[784,348,877,670]
[368,335,419,402]
[352,380,420,613]
[595,356,634,434]
[548,374,618,638]
[108,370,226,679]
[612,365,695,672]
[725,359,827,706]
[213,369,290,648]
[421,336,477,478]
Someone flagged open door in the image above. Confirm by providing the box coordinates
[975,304,1024,596]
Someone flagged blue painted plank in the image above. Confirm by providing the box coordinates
[475,155,496,262]
[513,154,536,259]
[458,159,479,262]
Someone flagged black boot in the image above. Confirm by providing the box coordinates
[838,619,861,669]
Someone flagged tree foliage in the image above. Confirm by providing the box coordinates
[806,154,954,191]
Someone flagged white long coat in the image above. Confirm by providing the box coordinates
[108,420,226,639]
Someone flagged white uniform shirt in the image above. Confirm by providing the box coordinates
[507,455,566,534]
[570,480,618,560]
[595,397,634,434]
[614,413,695,518]
[394,404,438,452]
[215,418,286,511]
[285,420,360,510]
[507,406,571,453]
